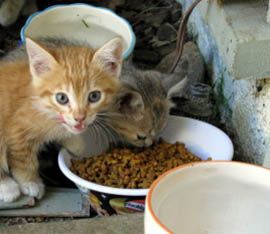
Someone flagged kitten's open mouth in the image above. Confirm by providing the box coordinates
[57,115,87,133]
[58,114,96,134]
[74,122,86,131]
[61,121,86,134]
[69,122,86,133]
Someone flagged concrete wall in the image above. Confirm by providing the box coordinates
[178,0,270,165]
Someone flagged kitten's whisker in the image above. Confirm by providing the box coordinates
[92,120,110,152]
[91,123,100,148]
[97,112,122,118]
[88,124,95,139]
[95,120,111,143]
[90,122,105,155]
[96,119,118,147]
[90,123,98,142]
[99,119,122,147]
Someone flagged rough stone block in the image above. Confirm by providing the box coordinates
[181,0,270,80]
[178,0,270,165]
[0,188,89,217]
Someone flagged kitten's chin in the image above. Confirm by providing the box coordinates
[69,127,87,135]
[130,138,154,147]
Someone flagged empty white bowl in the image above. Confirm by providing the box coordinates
[145,162,270,234]
[20,4,136,59]
[58,116,233,216]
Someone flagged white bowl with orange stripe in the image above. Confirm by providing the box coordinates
[145,161,270,234]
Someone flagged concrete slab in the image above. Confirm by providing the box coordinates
[0,196,35,210]
[178,0,270,164]
[0,213,144,234]
[0,188,89,217]
[181,0,270,80]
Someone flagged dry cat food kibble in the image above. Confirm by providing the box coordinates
[70,139,209,189]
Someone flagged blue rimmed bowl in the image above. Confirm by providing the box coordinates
[20,3,136,59]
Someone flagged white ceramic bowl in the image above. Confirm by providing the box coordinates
[145,161,270,234]
[20,4,135,59]
[58,116,233,215]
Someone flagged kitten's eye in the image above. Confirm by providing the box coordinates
[88,91,101,103]
[56,92,69,105]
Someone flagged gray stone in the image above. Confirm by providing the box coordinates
[182,83,213,117]
[120,10,137,19]
[157,23,177,42]
[173,19,181,30]
[144,27,154,36]
[170,9,182,23]
[156,42,176,58]
[133,23,147,35]
[126,0,150,11]
[144,9,170,27]
[156,41,205,84]
[133,49,161,65]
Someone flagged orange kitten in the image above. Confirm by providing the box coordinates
[0,37,123,202]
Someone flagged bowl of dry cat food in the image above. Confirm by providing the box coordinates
[145,161,270,234]
[20,3,135,59]
[58,116,233,216]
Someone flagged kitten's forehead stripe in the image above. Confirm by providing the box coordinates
[56,47,94,79]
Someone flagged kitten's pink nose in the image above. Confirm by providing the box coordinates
[74,115,86,122]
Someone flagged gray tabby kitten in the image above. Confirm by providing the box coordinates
[0,0,37,26]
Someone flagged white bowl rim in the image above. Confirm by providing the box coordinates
[146,161,270,234]
[20,3,136,59]
[58,148,149,196]
[166,115,234,160]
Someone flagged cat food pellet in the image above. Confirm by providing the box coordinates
[70,138,211,189]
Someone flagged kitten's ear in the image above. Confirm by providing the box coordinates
[167,76,188,99]
[116,90,144,121]
[92,37,123,78]
[26,37,58,78]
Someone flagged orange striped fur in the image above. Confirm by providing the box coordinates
[0,37,123,202]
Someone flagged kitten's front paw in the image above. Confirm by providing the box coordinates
[20,181,45,199]
[0,177,21,202]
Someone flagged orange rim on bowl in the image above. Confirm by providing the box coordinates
[146,160,270,234]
